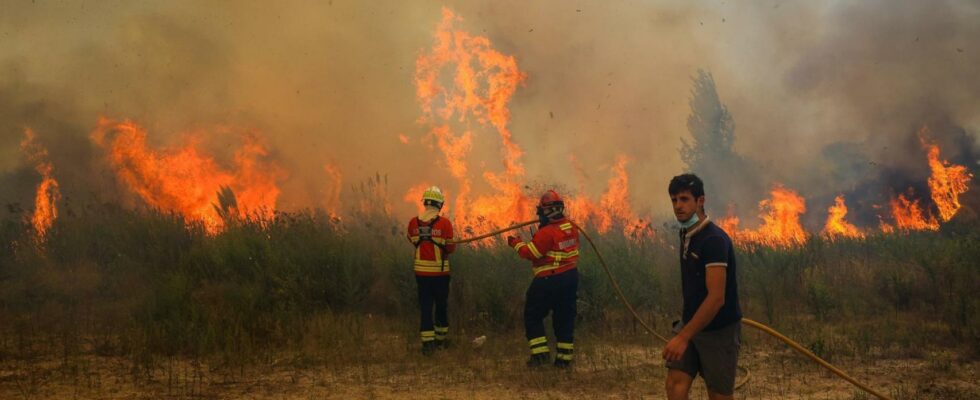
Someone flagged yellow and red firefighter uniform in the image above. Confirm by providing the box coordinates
[407,186,456,355]
[508,190,580,368]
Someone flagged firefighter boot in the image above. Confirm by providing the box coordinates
[554,342,574,369]
[434,326,449,350]
[421,341,437,356]
[526,352,550,368]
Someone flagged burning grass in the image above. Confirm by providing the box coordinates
[923,134,973,222]
[19,129,60,241]
[823,195,865,239]
[90,118,285,234]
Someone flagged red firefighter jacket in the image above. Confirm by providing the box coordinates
[512,219,580,277]
[407,215,456,276]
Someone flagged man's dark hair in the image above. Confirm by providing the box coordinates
[668,173,705,198]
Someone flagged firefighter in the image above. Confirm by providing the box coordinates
[406,186,456,355]
[507,190,580,368]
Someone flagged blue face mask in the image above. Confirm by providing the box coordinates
[678,213,700,230]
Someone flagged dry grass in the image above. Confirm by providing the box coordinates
[0,315,976,399]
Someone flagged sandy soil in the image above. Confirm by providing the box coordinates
[0,339,975,399]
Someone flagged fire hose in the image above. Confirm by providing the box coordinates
[449,219,892,400]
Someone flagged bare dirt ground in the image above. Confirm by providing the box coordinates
[0,335,976,400]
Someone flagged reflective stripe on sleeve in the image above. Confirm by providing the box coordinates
[527,242,543,258]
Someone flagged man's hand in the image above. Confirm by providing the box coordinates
[662,335,689,362]
[507,235,521,248]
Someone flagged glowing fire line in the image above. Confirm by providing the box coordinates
[20,128,61,240]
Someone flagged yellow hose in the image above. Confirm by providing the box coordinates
[571,221,670,343]
[451,219,892,399]
[740,318,892,400]
[447,220,539,244]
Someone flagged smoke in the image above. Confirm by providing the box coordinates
[0,1,977,223]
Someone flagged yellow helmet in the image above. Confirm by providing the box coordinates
[422,186,445,208]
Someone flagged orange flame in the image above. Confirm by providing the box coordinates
[722,185,808,247]
[921,137,972,221]
[565,155,653,241]
[878,220,895,234]
[413,8,532,235]
[888,192,939,231]
[595,155,634,232]
[90,118,284,233]
[20,129,61,240]
[822,195,864,239]
[715,214,741,237]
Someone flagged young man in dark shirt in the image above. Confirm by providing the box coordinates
[663,174,742,400]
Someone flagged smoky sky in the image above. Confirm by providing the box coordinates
[1,0,977,225]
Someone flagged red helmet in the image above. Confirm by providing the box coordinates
[539,190,564,207]
[536,190,566,223]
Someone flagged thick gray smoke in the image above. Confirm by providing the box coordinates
[1,1,977,225]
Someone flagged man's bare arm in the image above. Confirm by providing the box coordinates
[678,266,726,339]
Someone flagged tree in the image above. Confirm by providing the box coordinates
[681,69,736,172]
[679,70,760,216]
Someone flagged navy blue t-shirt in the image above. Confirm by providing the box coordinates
[679,220,742,331]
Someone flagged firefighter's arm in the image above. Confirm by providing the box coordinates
[508,229,553,261]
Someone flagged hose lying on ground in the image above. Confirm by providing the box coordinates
[739,318,891,400]
[449,218,892,400]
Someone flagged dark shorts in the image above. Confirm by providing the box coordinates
[666,320,741,395]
